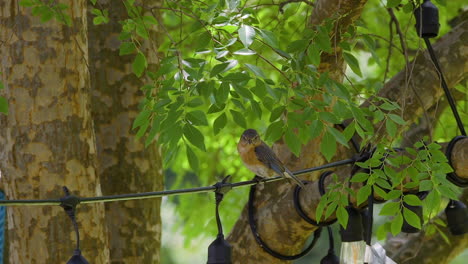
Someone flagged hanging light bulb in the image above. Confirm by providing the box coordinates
[445,200,468,236]
[207,176,232,264]
[339,206,366,264]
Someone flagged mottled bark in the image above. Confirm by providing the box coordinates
[227,3,467,264]
[0,1,109,263]
[87,0,163,263]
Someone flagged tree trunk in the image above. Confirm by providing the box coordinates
[0,1,109,263]
[87,0,163,263]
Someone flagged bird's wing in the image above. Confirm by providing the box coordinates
[254,142,285,176]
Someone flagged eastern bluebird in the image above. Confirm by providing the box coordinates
[237,129,306,188]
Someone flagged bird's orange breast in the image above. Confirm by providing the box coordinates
[237,142,274,177]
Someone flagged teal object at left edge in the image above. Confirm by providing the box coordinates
[0,191,5,264]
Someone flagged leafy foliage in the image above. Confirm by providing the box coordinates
[19,0,465,245]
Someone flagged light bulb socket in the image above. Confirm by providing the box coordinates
[207,234,232,264]
[401,202,423,233]
[67,249,89,264]
[414,0,440,38]
[320,250,340,264]
[445,200,468,236]
[340,206,364,242]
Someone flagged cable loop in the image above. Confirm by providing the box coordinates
[445,136,468,187]
[293,178,337,227]
[248,185,322,260]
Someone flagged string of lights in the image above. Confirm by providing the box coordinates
[0,158,357,207]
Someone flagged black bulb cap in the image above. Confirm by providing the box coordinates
[445,200,468,236]
[320,250,340,264]
[207,234,232,264]
[414,0,440,38]
[67,250,89,264]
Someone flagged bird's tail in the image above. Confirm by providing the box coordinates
[285,170,306,189]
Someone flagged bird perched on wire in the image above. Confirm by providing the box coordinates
[237,129,306,188]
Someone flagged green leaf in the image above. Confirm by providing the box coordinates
[258,29,279,48]
[186,110,208,126]
[379,202,400,216]
[419,180,433,192]
[316,27,332,52]
[186,98,204,108]
[215,83,230,105]
[315,198,327,222]
[0,97,8,114]
[210,60,238,77]
[270,106,285,122]
[186,146,199,171]
[250,100,262,119]
[119,42,136,55]
[351,172,369,183]
[230,110,247,128]
[386,118,397,137]
[143,15,158,26]
[287,39,308,53]
[19,0,35,6]
[136,24,149,39]
[403,207,421,229]
[308,45,321,65]
[343,52,362,77]
[265,121,284,142]
[377,223,390,240]
[391,213,403,236]
[183,124,206,151]
[238,25,255,48]
[424,190,441,213]
[285,128,301,157]
[233,48,256,55]
[403,194,422,206]
[327,126,349,148]
[320,131,336,161]
[132,52,147,77]
[323,201,337,219]
[213,113,227,135]
[309,120,323,140]
[357,185,371,205]
[245,63,266,79]
[336,206,349,228]
[388,114,405,125]
[132,109,151,129]
[387,0,402,8]
[319,111,340,124]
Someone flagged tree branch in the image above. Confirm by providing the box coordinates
[227,12,468,264]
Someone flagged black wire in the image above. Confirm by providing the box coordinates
[424,38,466,136]
[0,158,356,207]
[293,179,337,227]
[326,226,334,251]
[248,184,322,260]
[365,188,374,246]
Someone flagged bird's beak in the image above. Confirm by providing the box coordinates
[248,139,252,144]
